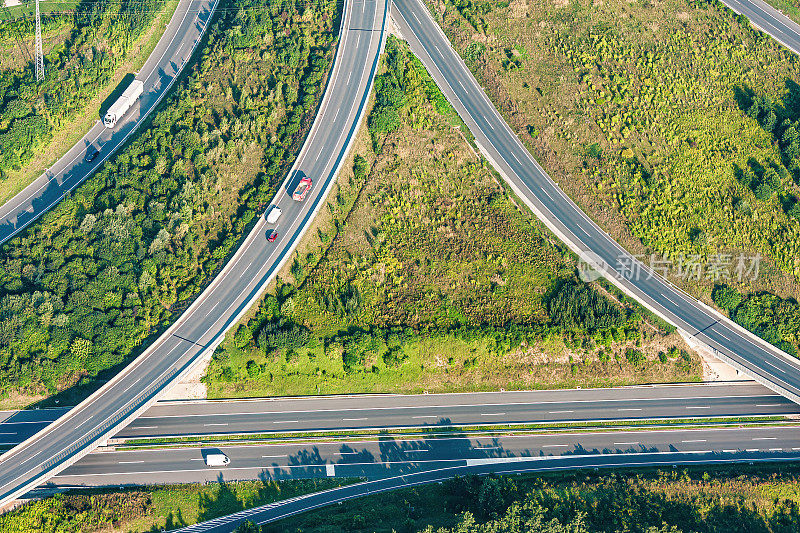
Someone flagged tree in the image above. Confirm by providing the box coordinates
[713,285,742,312]
[353,154,369,178]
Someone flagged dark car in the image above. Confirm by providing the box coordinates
[84,146,100,163]
[267,230,278,243]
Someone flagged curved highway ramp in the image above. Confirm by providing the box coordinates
[0,0,389,510]
[390,0,800,406]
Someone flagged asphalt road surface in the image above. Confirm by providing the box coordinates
[390,0,800,406]
[0,0,388,509]
[40,425,800,532]
[720,0,800,55]
[0,382,795,447]
[0,0,218,245]
[52,425,800,487]
[177,430,800,533]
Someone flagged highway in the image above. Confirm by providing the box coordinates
[721,0,800,55]
[39,425,800,533]
[0,0,219,245]
[1,0,799,519]
[390,0,800,407]
[174,426,800,533]
[163,2,800,530]
[51,425,800,488]
[0,0,389,509]
[0,382,795,447]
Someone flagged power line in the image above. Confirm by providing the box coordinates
[35,0,44,81]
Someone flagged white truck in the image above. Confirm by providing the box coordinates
[103,79,144,128]
[204,453,230,467]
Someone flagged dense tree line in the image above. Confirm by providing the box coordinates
[0,0,168,176]
[713,284,800,355]
[0,0,337,397]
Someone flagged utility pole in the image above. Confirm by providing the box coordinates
[35,0,44,81]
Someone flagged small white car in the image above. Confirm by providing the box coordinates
[204,453,230,467]
[266,206,282,224]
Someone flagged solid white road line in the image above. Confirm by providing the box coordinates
[763,360,787,374]
[661,292,680,307]
[681,440,707,443]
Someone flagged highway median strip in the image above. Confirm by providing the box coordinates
[106,416,794,452]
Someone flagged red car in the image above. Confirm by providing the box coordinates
[267,230,278,242]
[292,177,313,201]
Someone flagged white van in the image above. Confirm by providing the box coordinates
[266,206,282,224]
[204,453,230,467]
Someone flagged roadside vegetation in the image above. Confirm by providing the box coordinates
[268,465,800,532]
[0,0,339,407]
[0,478,349,532]
[6,463,800,532]
[426,0,800,356]
[0,0,169,179]
[204,37,700,399]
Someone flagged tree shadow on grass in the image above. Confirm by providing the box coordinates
[197,473,246,523]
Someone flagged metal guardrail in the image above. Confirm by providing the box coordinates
[41,369,177,471]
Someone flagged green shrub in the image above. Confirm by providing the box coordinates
[548,281,625,332]
[712,285,742,312]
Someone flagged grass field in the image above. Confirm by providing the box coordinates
[426,0,800,354]
[204,39,701,400]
